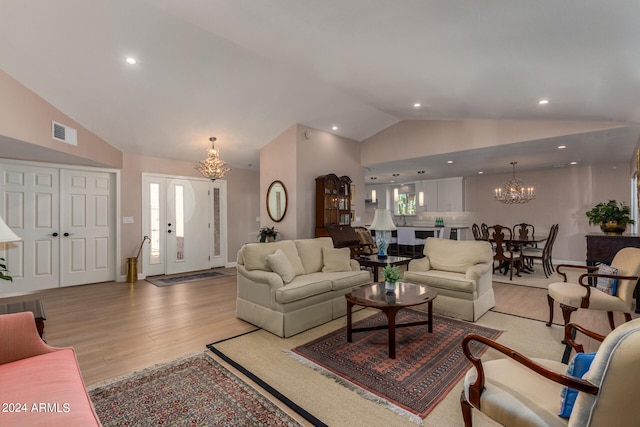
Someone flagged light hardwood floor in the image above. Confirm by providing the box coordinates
[0,268,255,386]
[1,270,636,385]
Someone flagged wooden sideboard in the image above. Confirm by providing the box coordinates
[585,233,640,313]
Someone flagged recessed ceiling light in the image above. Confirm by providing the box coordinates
[125,57,137,65]
[447,160,453,164]
[570,161,578,165]
[478,171,484,174]
[413,103,421,108]
[558,145,566,149]
[538,99,550,105]
[332,126,338,131]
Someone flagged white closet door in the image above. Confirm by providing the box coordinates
[60,169,115,286]
[0,165,59,294]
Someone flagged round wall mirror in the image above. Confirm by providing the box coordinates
[267,180,288,222]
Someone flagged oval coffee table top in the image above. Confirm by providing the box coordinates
[346,282,437,308]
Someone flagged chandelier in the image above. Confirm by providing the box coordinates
[494,162,535,204]
[194,137,230,181]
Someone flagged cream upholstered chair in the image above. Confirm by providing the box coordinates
[461,318,640,427]
[547,247,640,342]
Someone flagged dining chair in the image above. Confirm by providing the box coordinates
[547,247,640,343]
[471,223,481,240]
[480,223,489,240]
[438,227,451,239]
[461,318,640,427]
[522,224,558,277]
[512,223,535,246]
[487,225,521,280]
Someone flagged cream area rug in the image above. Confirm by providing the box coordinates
[210,310,566,427]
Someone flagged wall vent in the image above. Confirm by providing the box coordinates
[51,121,78,146]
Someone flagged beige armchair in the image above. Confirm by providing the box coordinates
[547,247,640,342]
[461,318,640,427]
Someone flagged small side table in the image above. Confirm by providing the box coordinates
[357,255,412,282]
[0,300,46,339]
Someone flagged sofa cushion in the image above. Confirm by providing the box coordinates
[322,247,351,272]
[404,270,476,293]
[325,270,371,291]
[242,240,305,275]
[0,348,101,426]
[425,238,492,274]
[275,276,333,304]
[295,237,334,274]
[266,249,296,283]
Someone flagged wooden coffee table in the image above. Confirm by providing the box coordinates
[357,255,412,282]
[345,282,437,359]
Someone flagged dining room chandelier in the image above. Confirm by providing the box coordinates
[494,162,535,204]
[194,137,230,181]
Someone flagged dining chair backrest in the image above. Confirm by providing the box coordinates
[488,225,512,259]
[513,223,535,240]
[480,223,489,240]
[472,223,481,240]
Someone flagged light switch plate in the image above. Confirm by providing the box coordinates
[123,216,134,224]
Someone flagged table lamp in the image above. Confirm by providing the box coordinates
[0,215,21,282]
[369,209,396,258]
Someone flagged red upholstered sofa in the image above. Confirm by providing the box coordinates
[0,312,101,426]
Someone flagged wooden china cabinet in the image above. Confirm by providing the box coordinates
[315,174,352,237]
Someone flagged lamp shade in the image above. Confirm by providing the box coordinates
[369,209,397,231]
[0,216,20,242]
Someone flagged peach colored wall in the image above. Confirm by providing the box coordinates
[259,125,298,240]
[122,153,259,272]
[260,124,364,240]
[362,119,627,166]
[0,69,122,168]
[465,163,632,262]
[296,125,364,237]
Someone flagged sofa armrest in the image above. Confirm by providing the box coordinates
[465,262,491,281]
[237,264,284,289]
[0,312,59,364]
[350,259,361,271]
[408,257,431,272]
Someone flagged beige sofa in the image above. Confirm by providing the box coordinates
[403,237,494,321]
[236,237,371,337]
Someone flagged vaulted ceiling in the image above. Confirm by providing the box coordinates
[1,0,639,179]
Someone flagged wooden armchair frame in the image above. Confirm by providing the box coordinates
[460,322,601,427]
[548,263,639,342]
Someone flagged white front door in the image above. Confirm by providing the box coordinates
[166,178,211,274]
[142,174,226,276]
[60,169,115,286]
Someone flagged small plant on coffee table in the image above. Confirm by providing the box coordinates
[382,264,401,284]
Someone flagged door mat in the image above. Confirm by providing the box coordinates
[146,269,231,287]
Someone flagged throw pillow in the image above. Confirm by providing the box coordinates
[266,249,296,283]
[595,264,619,296]
[321,247,351,273]
[559,352,597,418]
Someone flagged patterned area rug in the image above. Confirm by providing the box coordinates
[288,310,501,420]
[89,353,302,426]
[146,269,230,287]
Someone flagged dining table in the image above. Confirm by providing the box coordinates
[487,234,548,277]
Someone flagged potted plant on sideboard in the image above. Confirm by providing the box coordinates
[258,226,279,243]
[585,200,635,234]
